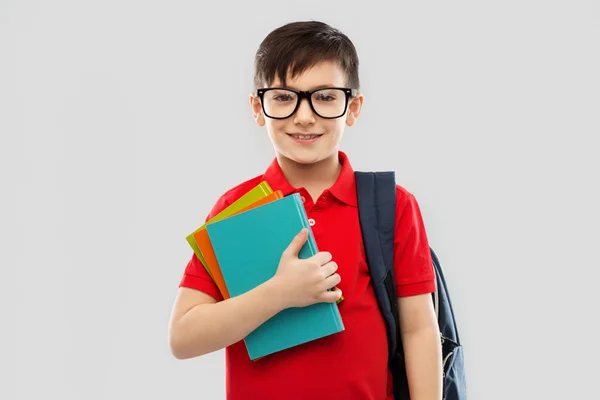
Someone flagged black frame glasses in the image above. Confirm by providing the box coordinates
[256,87,358,119]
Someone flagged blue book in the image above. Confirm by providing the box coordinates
[205,193,345,360]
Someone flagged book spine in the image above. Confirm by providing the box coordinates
[258,181,272,195]
[293,194,319,255]
[293,194,344,328]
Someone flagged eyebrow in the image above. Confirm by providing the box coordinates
[276,84,341,91]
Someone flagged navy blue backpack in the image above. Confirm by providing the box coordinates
[355,171,467,400]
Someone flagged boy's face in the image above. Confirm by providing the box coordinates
[250,60,363,166]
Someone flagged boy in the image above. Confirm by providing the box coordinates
[168,20,442,400]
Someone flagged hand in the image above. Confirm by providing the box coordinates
[270,228,343,309]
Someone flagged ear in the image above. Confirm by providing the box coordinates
[345,92,364,127]
[249,93,266,127]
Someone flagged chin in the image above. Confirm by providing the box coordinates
[278,147,336,166]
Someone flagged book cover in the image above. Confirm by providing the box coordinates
[205,193,345,360]
[194,190,283,299]
[185,181,273,278]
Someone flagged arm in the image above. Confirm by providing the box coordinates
[398,293,443,400]
[168,281,285,359]
[168,228,340,360]
[168,194,289,359]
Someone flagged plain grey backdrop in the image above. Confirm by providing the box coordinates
[2,0,599,399]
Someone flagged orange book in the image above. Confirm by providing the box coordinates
[194,190,284,299]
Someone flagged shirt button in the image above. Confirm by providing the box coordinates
[301,196,306,203]
[308,218,315,226]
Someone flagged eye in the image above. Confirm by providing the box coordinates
[273,94,294,102]
[315,91,337,101]
[269,90,296,102]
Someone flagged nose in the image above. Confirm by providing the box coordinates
[293,97,316,125]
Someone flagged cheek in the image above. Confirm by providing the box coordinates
[327,120,345,137]
[266,120,286,136]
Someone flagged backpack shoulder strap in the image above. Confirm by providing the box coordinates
[355,171,410,399]
[356,171,467,399]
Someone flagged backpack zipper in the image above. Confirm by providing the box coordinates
[434,289,440,320]
[435,290,443,347]
[442,350,454,377]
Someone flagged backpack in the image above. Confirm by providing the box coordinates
[354,171,467,400]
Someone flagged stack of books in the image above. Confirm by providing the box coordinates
[185,181,345,361]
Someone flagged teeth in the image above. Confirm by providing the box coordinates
[291,134,320,140]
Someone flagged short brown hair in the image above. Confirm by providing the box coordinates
[253,21,360,90]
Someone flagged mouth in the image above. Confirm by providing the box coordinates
[287,133,324,141]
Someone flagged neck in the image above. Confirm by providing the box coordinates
[277,151,342,197]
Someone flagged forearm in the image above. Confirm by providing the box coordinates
[402,326,443,399]
[171,280,285,359]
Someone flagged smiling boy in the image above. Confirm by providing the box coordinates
[168,20,442,399]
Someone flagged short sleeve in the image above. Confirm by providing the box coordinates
[178,194,231,301]
[393,188,436,297]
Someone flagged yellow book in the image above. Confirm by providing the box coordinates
[186,181,273,278]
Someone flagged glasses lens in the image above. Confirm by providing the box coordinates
[311,89,347,118]
[262,89,298,118]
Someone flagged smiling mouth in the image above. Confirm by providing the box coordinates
[287,133,324,140]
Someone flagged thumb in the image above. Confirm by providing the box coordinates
[283,228,308,258]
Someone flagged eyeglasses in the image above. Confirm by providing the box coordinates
[256,87,357,119]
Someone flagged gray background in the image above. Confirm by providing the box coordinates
[1,0,598,399]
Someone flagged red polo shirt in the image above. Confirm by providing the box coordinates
[179,150,436,400]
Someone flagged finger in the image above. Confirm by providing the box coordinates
[322,273,341,290]
[321,287,343,303]
[320,261,338,277]
[311,251,332,266]
[282,228,308,258]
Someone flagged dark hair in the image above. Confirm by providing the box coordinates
[253,21,360,90]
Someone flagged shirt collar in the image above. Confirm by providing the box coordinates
[262,150,358,207]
